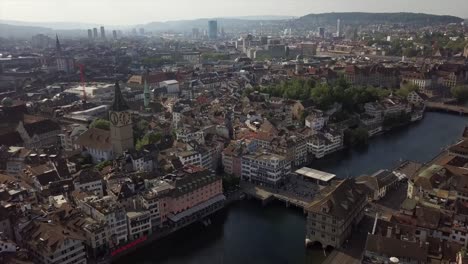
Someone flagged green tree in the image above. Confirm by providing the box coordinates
[396,83,419,98]
[136,132,162,150]
[451,86,468,101]
[90,119,110,130]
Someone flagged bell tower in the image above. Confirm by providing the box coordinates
[110,81,134,155]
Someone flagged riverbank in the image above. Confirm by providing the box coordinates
[114,112,468,264]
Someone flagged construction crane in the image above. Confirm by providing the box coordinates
[78,64,87,102]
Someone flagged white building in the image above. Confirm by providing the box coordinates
[178,149,213,170]
[160,80,180,94]
[305,110,326,131]
[126,211,152,240]
[58,124,88,152]
[307,129,343,159]
[75,128,114,163]
[73,169,104,197]
[176,128,205,144]
[241,152,291,187]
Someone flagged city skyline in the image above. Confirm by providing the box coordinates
[1,0,468,25]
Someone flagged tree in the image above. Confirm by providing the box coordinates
[345,127,369,147]
[396,83,419,98]
[136,132,162,150]
[90,119,110,130]
[451,86,468,102]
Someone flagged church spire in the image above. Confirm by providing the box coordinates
[55,34,62,55]
[111,81,129,111]
[143,78,150,109]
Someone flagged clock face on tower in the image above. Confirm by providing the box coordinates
[119,112,131,125]
[110,112,119,125]
[110,111,130,126]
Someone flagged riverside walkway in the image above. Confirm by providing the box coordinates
[426,102,468,115]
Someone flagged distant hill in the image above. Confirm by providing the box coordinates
[295,12,463,26]
[139,18,284,32]
[0,23,53,38]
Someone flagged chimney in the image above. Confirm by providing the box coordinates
[386,226,393,238]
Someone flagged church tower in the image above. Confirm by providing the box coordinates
[110,81,134,155]
[143,78,150,109]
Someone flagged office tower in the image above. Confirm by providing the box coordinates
[112,30,117,39]
[132,28,137,35]
[192,28,200,39]
[93,28,98,38]
[100,26,106,39]
[337,19,341,37]
[208,20,218,40]
[87,29,93,39]
[139,28,145,35]
[318,27,325,38]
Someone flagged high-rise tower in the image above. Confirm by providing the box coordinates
[208,20,218,40]
[109,81,134,155]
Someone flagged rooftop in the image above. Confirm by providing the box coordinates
[295,167,336,182]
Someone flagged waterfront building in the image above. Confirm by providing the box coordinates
[126,211,152,240]
[164,166,225,228]
[241,152,291,187]
[306,179,369,249]
[139,180,174,229]
[208,20,218,40]
[307,128,343,159]
[78,196,128,246]
[20,221,87,264]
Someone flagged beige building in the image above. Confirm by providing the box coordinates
[20,222,87,264]
[306,179,369,249]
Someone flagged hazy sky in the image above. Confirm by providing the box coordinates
[1,0,468,25]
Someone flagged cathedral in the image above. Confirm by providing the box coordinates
[109,81,134,155]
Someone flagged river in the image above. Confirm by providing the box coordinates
[114,112,468,264]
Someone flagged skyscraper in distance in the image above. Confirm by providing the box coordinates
[337,19,341,37]
[208,20,218,40]
[100,26,106,39]
[318,27,325,38]
[93,28,98,38]
[87,29,93,40]
[112,30,117,39]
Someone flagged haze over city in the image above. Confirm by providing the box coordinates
[1,0,468,24]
